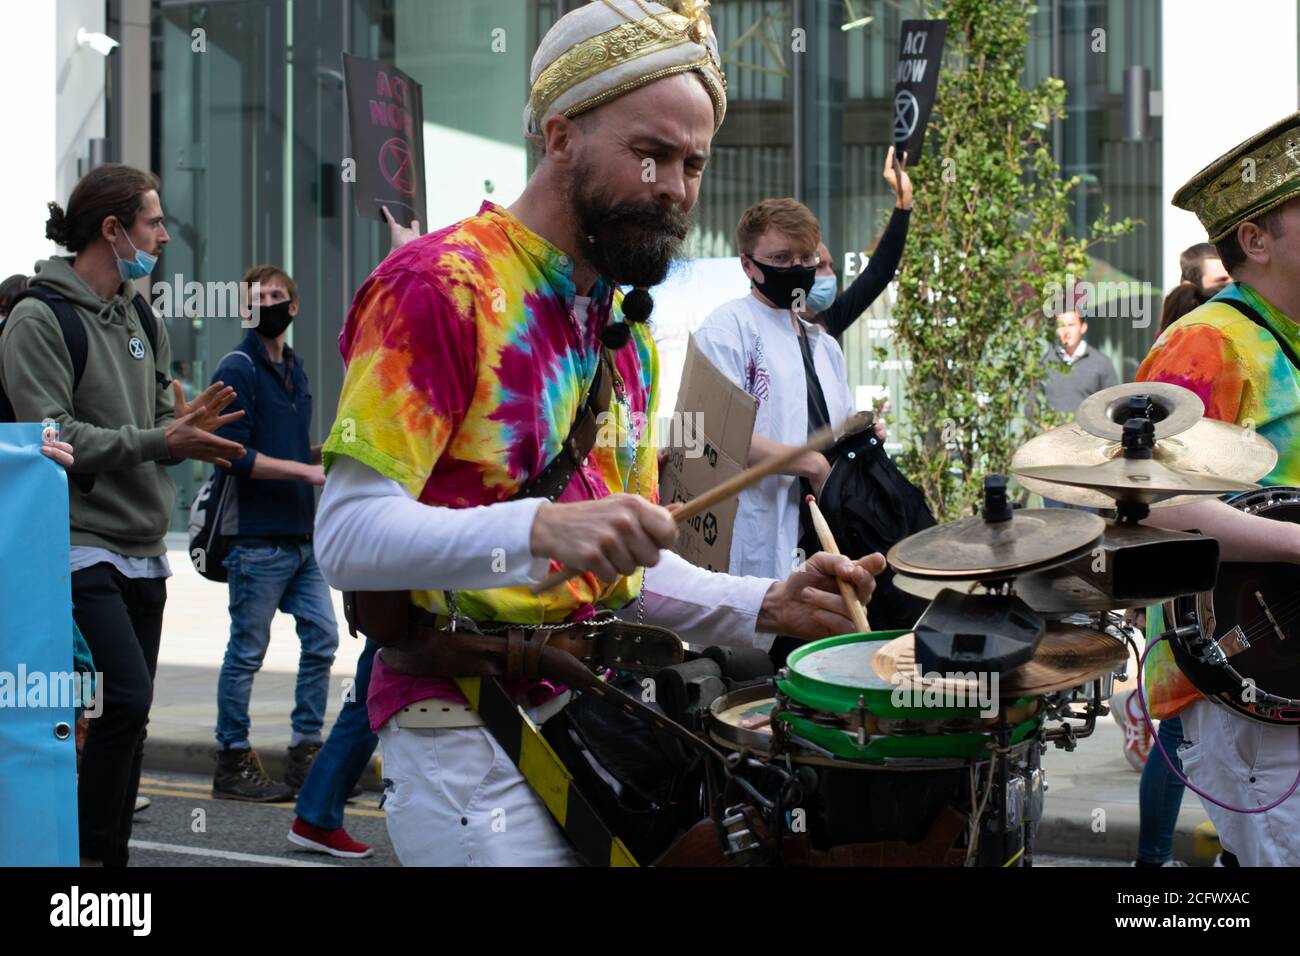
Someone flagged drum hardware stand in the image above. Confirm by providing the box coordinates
[1112,413,1157,525]
[994,720,1015,865]
[1023,745,1043,867]
[719,807,767,865]
[1040,677,1103,751]
[718,751,810,866]
[1038,611,1134,750]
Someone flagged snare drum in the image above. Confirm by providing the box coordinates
[706,632,1048,864]
[774,631,1042,762]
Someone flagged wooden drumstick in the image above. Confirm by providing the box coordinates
[806,494,870,634]
[529,413,871,595]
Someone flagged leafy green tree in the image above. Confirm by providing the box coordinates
[887,0,1135,520]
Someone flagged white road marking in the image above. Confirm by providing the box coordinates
[128,839,340,867]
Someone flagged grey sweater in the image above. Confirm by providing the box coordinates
[1040,342,1119,415]
[0,256,177,556]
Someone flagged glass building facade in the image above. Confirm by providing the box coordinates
[138,0,1163,529]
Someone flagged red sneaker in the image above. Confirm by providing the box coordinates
[288,818,374,859]
[1110,690,1152,772]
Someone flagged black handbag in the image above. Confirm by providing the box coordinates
[793,320,935,631]
[807,426,937,631]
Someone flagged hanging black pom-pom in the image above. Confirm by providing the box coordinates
[599,321,633,350]
[621,287,654,323]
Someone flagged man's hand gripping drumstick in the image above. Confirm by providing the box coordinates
[527,414,888,641]
[806,494,871,634]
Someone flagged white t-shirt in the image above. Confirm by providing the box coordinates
[693,294,855,580]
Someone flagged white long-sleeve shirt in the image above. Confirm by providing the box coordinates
[693,294,856,580]
[314,455,778,650]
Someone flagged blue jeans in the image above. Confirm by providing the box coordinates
[1136,715,1186,864]
[216,542,338,749]
[294,639,379,830]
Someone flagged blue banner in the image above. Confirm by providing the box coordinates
[0,423,78,866]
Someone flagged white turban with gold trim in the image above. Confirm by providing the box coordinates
[523,0,728,137]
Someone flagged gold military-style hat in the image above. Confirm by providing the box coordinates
[1172,111,1300,242]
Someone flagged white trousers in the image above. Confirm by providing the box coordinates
[1180,699,1300,866]
[377,719,582,867]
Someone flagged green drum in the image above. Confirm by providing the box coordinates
[774,630,1042,761]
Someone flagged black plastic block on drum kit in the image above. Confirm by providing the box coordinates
[914,590,1044,677]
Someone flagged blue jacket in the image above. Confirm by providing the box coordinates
[211,330,316,538]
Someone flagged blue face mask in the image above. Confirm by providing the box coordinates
[113,222,158,282]
[806,274,838,313]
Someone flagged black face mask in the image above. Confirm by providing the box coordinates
[252,300,294,339]
[747,257,817,310]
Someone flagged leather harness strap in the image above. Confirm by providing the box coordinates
[513,348,614,502]
[375,621,727,766]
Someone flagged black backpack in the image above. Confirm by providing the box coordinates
[806,426,937,631]
[0,285,166,494]
[186,350,254,583]
[187,467,235,582]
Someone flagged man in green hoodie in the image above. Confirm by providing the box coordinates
[0,163,245,867]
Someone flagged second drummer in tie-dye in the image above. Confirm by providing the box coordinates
[1137,279,1300,717]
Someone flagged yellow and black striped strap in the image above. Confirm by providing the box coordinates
[454,676,638,867]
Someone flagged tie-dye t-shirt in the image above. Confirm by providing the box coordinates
[1135,281,1300,718]
[321,201,660,723]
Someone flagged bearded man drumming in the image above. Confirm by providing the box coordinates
[314,0,886,867]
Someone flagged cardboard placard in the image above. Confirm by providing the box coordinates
[659,336,756,573]
[893,19,947,162]
[343,53,428,228]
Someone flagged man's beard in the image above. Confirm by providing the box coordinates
[568,162,693,289]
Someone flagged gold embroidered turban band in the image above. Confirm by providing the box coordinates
[523,0,728,137]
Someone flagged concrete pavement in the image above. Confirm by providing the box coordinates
[145,537,1216,864]
[146,536,381,791]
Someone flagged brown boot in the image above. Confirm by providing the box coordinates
[213,748,294,802]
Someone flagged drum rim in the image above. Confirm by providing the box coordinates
[780,630,911,713]
[781,631,1039,716]
[707,683,778,754]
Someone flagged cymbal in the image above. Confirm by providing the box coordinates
[1012,419,1277,509]
[893,569,1145,613]
[1075,381,1203,442]
[894,520,1220,613]
[887,508,1104,579]
[1015,457,1260,507]
[872,625,1129,697]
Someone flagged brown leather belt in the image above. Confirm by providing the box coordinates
[345,590,682,678]
[345,589,724,767]
[376,615,685,683]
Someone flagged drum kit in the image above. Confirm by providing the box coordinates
[696,381,1286,867]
